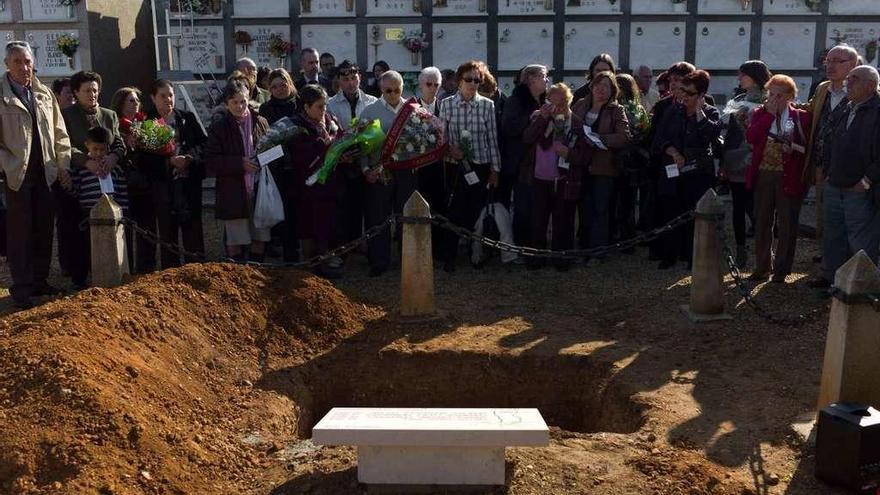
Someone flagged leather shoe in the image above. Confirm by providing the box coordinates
[33,283,63,296]
[13,297,34,310]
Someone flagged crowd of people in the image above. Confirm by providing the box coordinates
[1,40,878,310]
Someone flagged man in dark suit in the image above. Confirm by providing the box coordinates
[294,47,332,94]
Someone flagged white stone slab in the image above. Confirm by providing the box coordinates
[498,0,554,16]
[763,0,816,14]
[564,22,620,71]
[301,25,357,65]
[697,0,753,14]
[498,22,553,71]
[312,408,550,447]
[367,24,424,71]
[760,22,816,69]
[173,81,220,132]
[169,25,227,74]
[0,4,12,23]
[830,0,880,14]
[630,22,686,74]
[300,0,356,17]
[22,0,75,21]
[433,24,487,72]
[358,445,505,485]
[695,22,751,70]
[234,25,291,68]
[565,0,621,15]
[367,0,421,16]
[169,0,224,18]
[0,32,14,45]
[433,0,488,16]
[827,23,880,68]
[26,30,81,77]
[233,0,289,17]
[632,0,687,14]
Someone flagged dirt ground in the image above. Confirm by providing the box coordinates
[0,206,856,495]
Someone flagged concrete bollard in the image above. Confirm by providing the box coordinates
[816,250,880,411]
[400,191,435,317]
[681,188,731,322]
[90,194,129,288]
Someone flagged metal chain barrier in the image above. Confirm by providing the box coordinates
[714,218,825,327]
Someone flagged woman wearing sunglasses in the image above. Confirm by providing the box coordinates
[652,69,722,270]
[437,60,503,272]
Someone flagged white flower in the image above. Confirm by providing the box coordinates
[427,135,436,144]
[460,129,471,139]
[410,114,420,124]
[392,153,399,160]
[405,143,414,152]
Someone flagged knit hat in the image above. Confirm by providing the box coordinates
[738,60,772,89]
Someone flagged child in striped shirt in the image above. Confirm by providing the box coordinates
[75,126,129,214]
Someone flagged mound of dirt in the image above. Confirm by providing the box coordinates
[0,263,382,495]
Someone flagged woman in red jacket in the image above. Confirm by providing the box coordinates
[745,74,811,283]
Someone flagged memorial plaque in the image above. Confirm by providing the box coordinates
[498,23,552,71]
[26,30,81,77]
[695,23,751,69]
[169,25,227,74]
[762,0,814,14]
[827,23,880,69]
[830,0,880,14]
[433,0,488,16]
[630,22,686,73]
[22,0,75,21]
[234,26,291,68]
[173,81,221,131]
[367,0,421,17]
[302,25,357,67]
[233,0,288,17]
[367,24,424,71]
[300,0,356,17]
[169,0,223,18]
[760,22,816,69]
[497,0,554,16]
[632,0,687,14]
[564,22,619,71]
[433,24,487,71]
[697,0,753,13]
[565,0,621,15]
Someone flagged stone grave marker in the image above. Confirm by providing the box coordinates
[763,0,816,15]
[234,25,291,68]
[564,22,620,71]
[26,30,81,77]
[827,23,880,69]
[301,25,357,64]
[695,22,751,70]
[697,0,753,14]
[564,0,621,15]
[761,22,816,69]
[433,0,488,17]
[367,0,421,17]
[169,25,227,74]
[830,0,880,14]
[630,22,686,74]
[22,0,75,21]
[232,0,289,17]
[498,0,554,16]
[433,24,487,71]
[300,0,356,17]
[497,22,553,71]
[367,24,423,71]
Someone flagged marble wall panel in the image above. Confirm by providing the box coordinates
[22,0,75,21]
[697,0,753,13]
[367,23,424,71]
[564,0,622,15]
[762,0,815,15]
[169,25,227,74]
[433,0,488,16]
[25,29,81,77]
[760,22,816,69]
[827,23,880,68]
[498,0,554,16]
[300,0,357,17]
[632,0,688,14]
[497,22,553,70]
[432,23,487,70]
[234,25,292,68]
[301,25,357,65]
[366,0,421,16]
[564,22,620,71]
[829,0,880,14]
[629,22,686,73]
[232,0,289,17]
[695,22,751,69]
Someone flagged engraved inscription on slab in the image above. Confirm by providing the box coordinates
[830,0,880,14]
[367,0,421,17]
[433,24,487,70]
[234,26,291,68]
[564,22,619,71]
[695,22,751,69]
[301,0,356,17]
[301,25,357,65]
[827,23,880,68]
[763,0,813,14]
[367,24,423,71]
[697,0,752,13]
[233,0,288,17]
[26,30,81,77]
[433,0,487,16]
[497,0,553,16]
[760,22,816,69]
[23,0,75,21]
[565,0,621,15]
[498,22,553,70]
[169,0,223,18]
[169,25,227,74]
[630,22,686,73]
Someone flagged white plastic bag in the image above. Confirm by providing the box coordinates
[471,201,517,265]
[253,166,285,229]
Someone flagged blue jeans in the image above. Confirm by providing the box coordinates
[584,175,615,256]
[822,183,880,280]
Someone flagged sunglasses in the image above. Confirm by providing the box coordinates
[462,77,483,84]
[423,82,439,87]
[383,88,402,94]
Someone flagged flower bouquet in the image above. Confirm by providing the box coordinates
[56,34,79,69]
[400,31,429,66]
[130,118,176,156]
[622,100,651,143]
[233,30,253,53]
[256,117,309,154]
[307,118,386,185]
[381,98,448,170]
[267,34,295,66]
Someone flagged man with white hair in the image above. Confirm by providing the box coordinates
[0,41,72,309]
[819,65,880,284]
[294,48,331,93]
[235,57,269,106]
[805,44,859,283]
[635,65,659,112]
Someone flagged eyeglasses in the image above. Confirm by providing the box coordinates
[382,88,402,94]
[462,77,482,84]
[423,82,439,87]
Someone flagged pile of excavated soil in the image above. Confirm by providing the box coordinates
[0,264,381,495]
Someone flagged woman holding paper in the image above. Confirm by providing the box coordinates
[745,75,811,283]
[204,82,269,263]
[571,70,631,261]
[652,70,722,270]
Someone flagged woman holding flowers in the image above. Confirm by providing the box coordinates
[204,82,270,263]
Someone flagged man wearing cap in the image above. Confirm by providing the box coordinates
[0,41,72,309]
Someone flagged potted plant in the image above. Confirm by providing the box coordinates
[671,0,686,13]
[233,30,252,54]
[56,33,79,69]
[401,31,429,67]
[267,34,294,68]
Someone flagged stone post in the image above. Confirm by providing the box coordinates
[400,191,435,317]
[817,250,880,411]
[90,194,129,288]
[681,189,731,322]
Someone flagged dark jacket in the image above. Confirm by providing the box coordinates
[745,104,812,198]
[259,96,298,125]
[572,83,590,108]
[501,83,543,176]
[139,108,208,182]
[826,93,880,189]
[652,101,722,173]
[61,104,126,169]
[518,111,589,194]
[204,111,269,220]
[571,99,631,177]
[287,111,344,202]
[295,73,333,95]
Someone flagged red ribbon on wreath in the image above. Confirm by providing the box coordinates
[380,97,448,170]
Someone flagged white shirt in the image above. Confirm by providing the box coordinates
[828,84,848,111]
[381,96,405,115]
[420,98,437,115]
[326,89,377,130]
[770,106,791,136]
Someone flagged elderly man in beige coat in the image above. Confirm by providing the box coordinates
[1,41,71,309]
